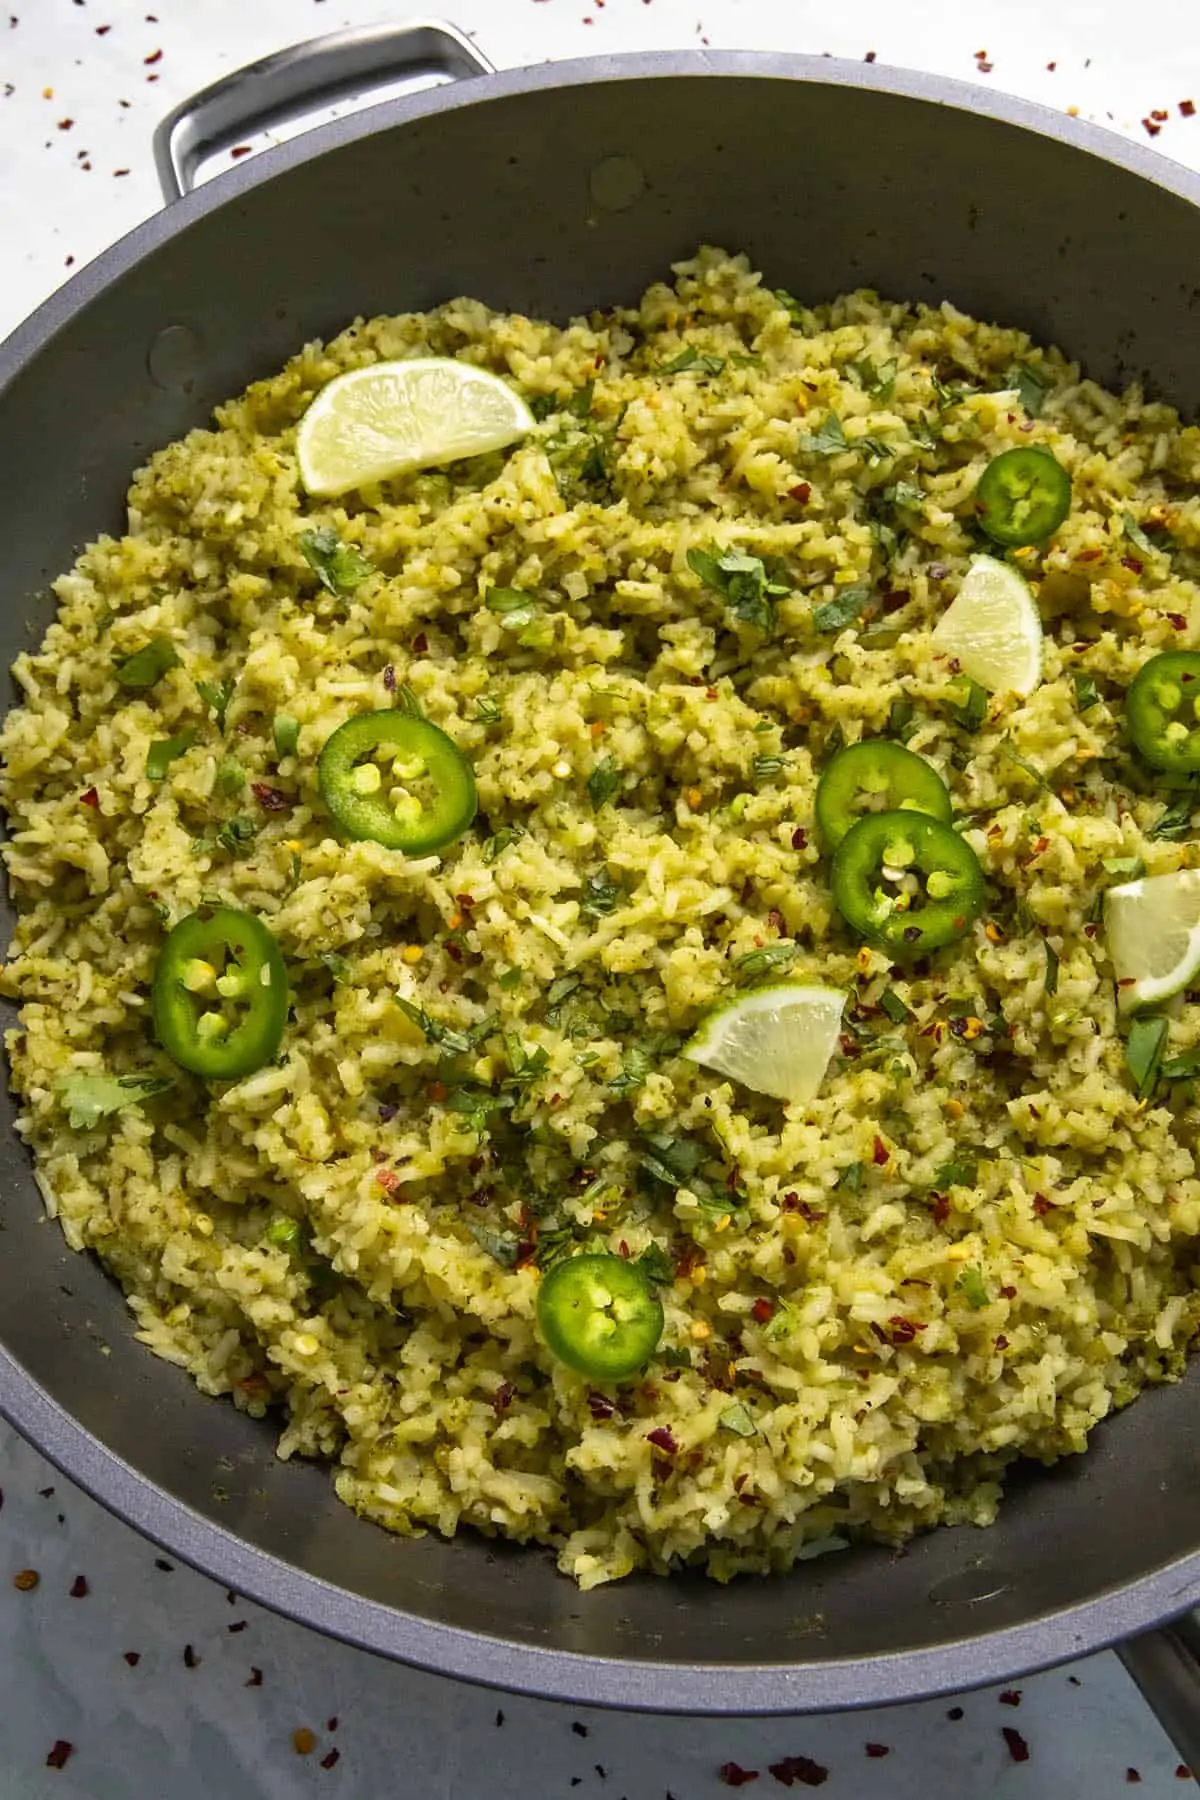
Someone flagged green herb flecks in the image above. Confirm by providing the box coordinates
[718,1402,757,1438]
[1150,798,1195,842]
[196,676,236,731]
[956,1266,990,1310]
[1073,673,1102,713]
[580,869,623,919]
[272,714,300,758]
[1011,363,1051,417]
[879,988,912,1024]
[661,347,726,377]
[733,941,800,979]
[946,677,988,732]
[483,823,525,863]
[1043,940,1059,997]
[299,527,372,596]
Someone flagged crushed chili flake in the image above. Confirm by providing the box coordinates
[999,1688,1022,1706]
[183,1644,200,1669]
[230,144,252,158]
[646,1426,678,1454]
[887,1315,925,1344]
[1126,1771,1142,1784]
[864,1743,890,1757]
[246,1666,263,1687]
[1000,1284,1017,1299]
[143,46,162,61]
[752,1297,776,1324]
[123,1650,141,1666]
[251,782,289,812]
[1167,612,1188,629]
[492,1381,515,1415]
[1002,1726,1030,1763]
[228,1620,247,1633]
[947,1706,964,1720]
[46,1741,74,1771]
[1151,110,1169,122]
[788,482,812,503]
[13,1568,39,1591]
[768,1753,829,1787]
[1143,118,1162,137]
[872,1135,889,1166]
[587,1391,617,1420]
[69,1574,89,1598]
[326,1717,339,1733]
[931,1194,951,1225]
[995,1334,1009,1350]
[1182,100,1196,117]
[154,1557,173,1572]
[719,1765,760,1788]
[376,1167,403,1196]
[79,787,99,808]
[293,1728,316,1756]
[411,631,429,654]
[1177,1764,1193,1779]
[320,1749,340,1770]
[1121,555,1144,575]
[864,49,876,61]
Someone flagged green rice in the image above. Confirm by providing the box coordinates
[4,246,1200,1589]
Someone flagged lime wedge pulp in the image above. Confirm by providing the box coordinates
[931,554,1044,696]
[1104,868,1200,1011]
[684,983,845,1104]
[296,358,536,497]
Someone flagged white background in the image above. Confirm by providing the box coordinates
[2,1,1199,1795]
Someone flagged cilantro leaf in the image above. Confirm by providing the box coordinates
[850,358,897,401]
[475,695,502,725]
[57,1070,172,1131]
[800,413,850,457]
[1150,798,1195,842]
[812,584,871,634]
[483,823,525,862]
[145,730,195,782]
[1102,856,1144,881]
[687,546,786,635]
[1125,1015,1168,1098]
[1043,940,1059,997]
[636,1241,675,1285]
[580,869,623,919]
[718,1402,757,1438]
[886,696,917,742]
[587,754,623,812]
[196,676,236,731]
[661,347,726,377]
[1011,363,1051,417]
[752,753,785,785]
[946,677,988,732]
[1161,1046,1200,1081]
[734,940,799,978]
[299,527,372,596]
[879,988,912,1024]
[956,1266,990,1310]
[1073,672,1102,713]
[116,636,179,690]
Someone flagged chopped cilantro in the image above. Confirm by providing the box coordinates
[837,1161,865,1192]
[686,546,787,635]
[956,1266,989,1310]
[587,754,623,811]
[636,1241,675,1285]
[580,869,623,918]
[196,676,235,731]
[1150,798,1195,841]
[1073,672,1102,713]
[319,950,351,984]
[752,753,785,785]
[661,346,726,377]
[812,584,871,634]
[886,696,916,742]
[1125,1015,1168,1098]
[475,695,502,725]
[1161,1046,1200,1081]
[1011,363,1050,417]
[734,941,800,978]
[467,1223,521,1267]
[946,677,988,731]
[800,412,850,456]
[116,636,179,690]
[483,823,525,862]
[878,988,912,1024]
[1102,856,1144,880]
[299,526,372,595]
[1043,940,1059,997]
[145,730,195,782]
[850,358,897,401]
[718,1402,757,1438]
[272,714,300,758]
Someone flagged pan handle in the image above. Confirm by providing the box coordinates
[152,19,495,204]
[1117,1615,1200,1778]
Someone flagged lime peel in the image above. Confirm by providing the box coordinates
[684,983,845,1104]
[297,357,535,498]
[1104,869,1200,1011]
[931,553,1044,697]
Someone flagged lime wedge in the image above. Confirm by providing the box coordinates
[1104,869,1200,1011]
[296,358,535,497]
[684,984,845,1104]
[931,554,1043,696]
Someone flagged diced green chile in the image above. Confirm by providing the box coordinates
[831,811,985,956]
[152,906,288,1080]
[317,709,476,854]
[974,447,1071,546]
[815,740,952,850]
[537,1252,664,1380]
[1126,651,1200,774]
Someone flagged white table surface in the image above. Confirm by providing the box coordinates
[2,1,1200,1794]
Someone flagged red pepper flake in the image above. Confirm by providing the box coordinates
[320,1750,341,1770]
[228,1620,247,1633]
[1046,60,1057,70]
[154,1558,173,1572]
[428,1080,448,1103]
[230,144,252,159]
[864,1743,890,1757]
[947,1705,964,1720]
[1167,612,1187,629]
[1121,555,1144,575]
[143,46,161,61]
[1151,110,1169,122]
[646,1426,678,1455]
[618,1238,631,1259]
[1076,548,1103,563]
[791,827,808,850]
[872,1135,889,1166]
[1177,1764,1193,1779]
[999,1688,1022,1706]
[882,587,910,613]
[1000,1284,1017,1299]
[446,941,463,964]
[1001,1726,1030,1763]
[1182,100,1196,116]
[864,49,876,62]
[587,1391,617,1420]
[95,20,110,30]
[69,1574,89,1598]
[752,1297,776,1324]
[183,1644,200,1669]
[1143,118,1162,138]
[1126,1771,1142,1784]
[376,1168,403,1196]
[788,482,812,503]
[768,1753,829,1787]
[113,167,129,176]
[251,782,289,812]
[46,1741,74,1771]
[246,1667,263,1687]
[719,1766,760,1788]
[57,116,73,128]
[995,1334,1009,1350]
[887,1316,925,1344]
[411,631,429,654]
[931,1193,951,1225]
[492,1381,514,1415]
[326,1717,339,1733]
[80,787,99,808]
[123,1650,141,1666]
[13,1568,39,1591]
[1032,1194,1053,1216]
